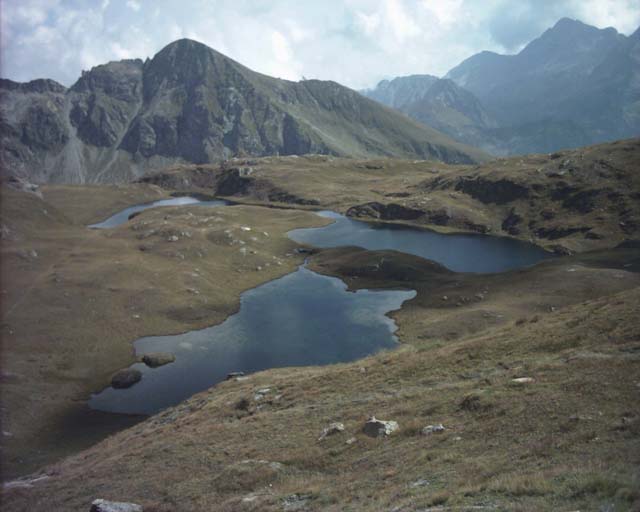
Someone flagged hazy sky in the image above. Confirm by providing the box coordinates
[2,0,639,90]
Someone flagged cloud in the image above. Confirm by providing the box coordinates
[1,0,638,90]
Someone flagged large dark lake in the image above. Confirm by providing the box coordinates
[90,266,415,414]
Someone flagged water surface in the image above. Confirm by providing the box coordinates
[289,211,554,273]
[90,266,415,415]
[89,196,229,229]
[89,204,553,416]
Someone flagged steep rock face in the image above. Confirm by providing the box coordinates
[0,79,69,181]
[0,40,487,184]
[69,60,144,148]
[445,18,640,153]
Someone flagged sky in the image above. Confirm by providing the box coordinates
[2,0,639,90]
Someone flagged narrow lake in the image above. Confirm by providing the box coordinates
[88,196,229,229]
[289,211,554,273]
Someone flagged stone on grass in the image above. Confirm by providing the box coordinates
[90,499,143,512]
[111,369,142,389]
[362,416,398,437]
[512,377,535,384]
[141,352,175,368]
[318,422,345,441]
[421,424,445,435]
[282,493,313,511]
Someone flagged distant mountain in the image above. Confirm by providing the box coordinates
[446,18,640,153]
[0,40,486,184]
[364,19,639,156]
[361,75,497,151]
[362,74,439,109]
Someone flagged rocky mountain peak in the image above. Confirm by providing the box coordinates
[1,39,486,183]
[0,78,67,94]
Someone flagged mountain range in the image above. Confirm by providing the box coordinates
[0,39,486,184]
[362,18,640,155]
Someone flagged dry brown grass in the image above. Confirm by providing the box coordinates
[2,144,639,510]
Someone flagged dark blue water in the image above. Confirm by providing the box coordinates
[89,204,554,415]
[88,196,229,229]
[288,211,554,273]
[90,266,416,414]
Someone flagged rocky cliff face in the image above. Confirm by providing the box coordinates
[0,40,486,184]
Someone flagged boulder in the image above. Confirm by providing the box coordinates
[111,369,142,389]
[318,422,345,441]
[421,424,446,435]
[90,499,143,512]
[141,352,175,368]
[226,371,245,380]
[362,416,398,437]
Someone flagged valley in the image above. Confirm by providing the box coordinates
[1,139,639,511]
[1,12,639,510]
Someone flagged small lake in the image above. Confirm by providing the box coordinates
[90,266,415,414]
[289,211,554,273]
[88,196,229,229]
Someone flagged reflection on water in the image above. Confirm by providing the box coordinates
[90,266,416,415]
[289,211,554,273]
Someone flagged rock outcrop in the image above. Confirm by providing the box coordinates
[111,369,142,389]
[90,499,143,512]
[141,353,175,368]
[362,416,399,437]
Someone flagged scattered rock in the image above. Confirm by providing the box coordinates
[253,388,272,401]
[459,394,483,412]
[111,369,142,389]
[141,352,175,368]
[409,479,430,488]
[318,422,345,441]
[282,493,313,511]
[346,437,357,445]
[512,377,535,384]
[362,416,398,437]
[89,499,143,512]
[421,424,445,435]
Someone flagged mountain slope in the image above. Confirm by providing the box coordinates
[0,40,487,184]
[445,18,640,153]
[361,75,497,151]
